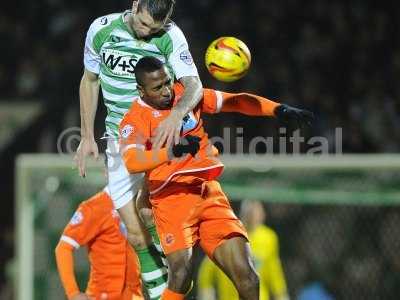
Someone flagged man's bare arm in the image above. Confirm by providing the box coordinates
[79,69,99,138]
[174,76,203,117]
[153,75,203,149]
[74,69,100,177]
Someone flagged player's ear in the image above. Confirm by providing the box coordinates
[132,0,139,14]
[137,84,145,98]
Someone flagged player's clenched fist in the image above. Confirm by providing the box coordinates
[170,135,201,158]
[274,104,314,129]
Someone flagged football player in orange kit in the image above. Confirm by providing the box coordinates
[55,189,144,300]
[119,56,313,300]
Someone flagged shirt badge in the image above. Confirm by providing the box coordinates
[152,111,162,118]
[121,124,134,138]
[70,211,83,225]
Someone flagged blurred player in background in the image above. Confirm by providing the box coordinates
[55,189,144,300]
[198,200,290,300]
[118,56,312,300]
[74,0,203,298]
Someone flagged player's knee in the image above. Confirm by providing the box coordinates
[236,266,259,296]
[138,207,154,228]
[167,260,192,292]
[125,225,147,249]
[243,270,259,290]
[136,187,154,227]
[136,186,151,210]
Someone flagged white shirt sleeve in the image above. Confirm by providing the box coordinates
[83,17,107,74]
[167,25,199,80]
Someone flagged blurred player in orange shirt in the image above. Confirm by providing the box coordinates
[55,189,144,300]
[119,56,313,300]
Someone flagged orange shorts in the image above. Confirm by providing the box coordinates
[150,180,248,258]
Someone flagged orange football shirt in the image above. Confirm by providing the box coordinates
[59,190,142,298]
[119,83,225,195]
[119,83,279,195]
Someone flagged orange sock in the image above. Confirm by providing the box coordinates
[161,288,185,300]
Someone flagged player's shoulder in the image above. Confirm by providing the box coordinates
[91,12,122,27]
[152,21,185,44]
[122,100,143,122]
[66,199,94,227]
[125,99,151,121]
[163,21,186,40]
[81,191,113,213]
[163,21,180,33]
[87,12,123,35]
[120,100,149,134]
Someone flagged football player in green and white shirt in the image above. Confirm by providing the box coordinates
[74,0,203,299]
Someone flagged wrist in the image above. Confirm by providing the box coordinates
[80,134,95,140]
[274,104,288,118]
[171,144,183,158]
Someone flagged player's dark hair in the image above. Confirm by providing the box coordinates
[135,56,165,86]
[137,0,175,22]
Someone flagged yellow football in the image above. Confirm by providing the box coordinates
[205,37,251,82]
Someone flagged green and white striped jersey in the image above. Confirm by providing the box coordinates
[84,11,198,137]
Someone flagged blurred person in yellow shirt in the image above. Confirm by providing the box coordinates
[197,200,289,300]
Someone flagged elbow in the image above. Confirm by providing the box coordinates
[194,76,203,89]
[55,244,60,259]
[55,242,62,254]
[80,70,99,89]
[193,77,203,94]
[181,76,203,91]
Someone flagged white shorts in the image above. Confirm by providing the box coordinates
[105,139,145,209]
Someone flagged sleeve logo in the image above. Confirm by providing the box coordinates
[182,111,198,133]
[84,45,91,54]
[179,50,194,65]
[100,17,108,25]
[70,211,83,225]
[121,124,134,138]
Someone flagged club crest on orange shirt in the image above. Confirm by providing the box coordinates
[121,124,134,138]
[152,110,162,118]
[69,211,83,225]
[165,233,175,245]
